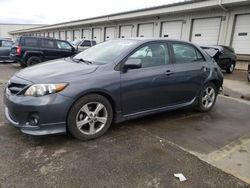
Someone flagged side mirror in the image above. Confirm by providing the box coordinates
[124,58,142,70]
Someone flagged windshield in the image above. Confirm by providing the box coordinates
[73,40,138,65]
[71,40,81,46]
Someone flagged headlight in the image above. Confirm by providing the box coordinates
[24,83,68,97]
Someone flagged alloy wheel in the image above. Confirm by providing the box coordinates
[229,63,234,73]
[202,86,216,109]
[76,102,108,135]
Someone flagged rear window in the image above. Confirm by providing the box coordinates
[24,37,38,47]
[172,43,204,63]
[1,40,13,47]
[41,39,55,48]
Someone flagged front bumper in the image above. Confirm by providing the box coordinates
[4,88,74,136]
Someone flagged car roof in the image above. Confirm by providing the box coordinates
[112,37,197,46]
[20,35,64,41]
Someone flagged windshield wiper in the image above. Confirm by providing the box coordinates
[71,57,92,65]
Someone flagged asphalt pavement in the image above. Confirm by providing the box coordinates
[0,63,249,188]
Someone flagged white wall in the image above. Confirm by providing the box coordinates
[0,24,44,39]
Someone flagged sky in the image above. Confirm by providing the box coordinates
[0,0,185,25]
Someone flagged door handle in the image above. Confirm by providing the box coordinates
[165,70,174,76]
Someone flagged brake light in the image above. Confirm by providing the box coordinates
[16,46,21,55]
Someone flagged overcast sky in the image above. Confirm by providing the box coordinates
[0,0,184,25]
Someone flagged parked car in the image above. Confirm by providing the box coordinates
[201,45,237,73]
[0,38,14,62]
[71,39,96,52]
[4,39,223,140]
[248,64,250,82]
[10,36,77,67]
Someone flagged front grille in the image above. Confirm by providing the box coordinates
[8,82,28,95]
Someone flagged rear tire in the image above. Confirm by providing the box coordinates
[26,56,42,66]
[67,94,113,141]
[226,61,235,74]
[19,61,27,68]
[196,83,218,112]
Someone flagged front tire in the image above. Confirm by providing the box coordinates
[196,83,217,112]
[67,94,113,141]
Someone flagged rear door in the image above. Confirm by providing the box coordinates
[0,40,13,60]
[41,38,58,60]
[170,42,209,103]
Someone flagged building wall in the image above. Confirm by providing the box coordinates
[10,4,250,55]
[0,24,44,39]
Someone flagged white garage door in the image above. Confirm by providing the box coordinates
[105,27,115,40]
[161,21,183,39]
[191,17,221,45]
[73,30,81,40]
[54,32,59,39]
[120,25,133,38]
[232,14,250,54]
[66,31,73,41]
[82,29,91,39]
[59,31,65,40]
[138,23,154,37]
[49,32,53,38]
[92,28,102,43]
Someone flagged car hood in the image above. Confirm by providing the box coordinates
[15,58,98,83]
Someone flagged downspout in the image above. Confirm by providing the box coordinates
[218,0,228,11]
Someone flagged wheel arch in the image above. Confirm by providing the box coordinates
[66,90,117,128]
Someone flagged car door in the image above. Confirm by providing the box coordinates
[41,39,59,60]
[0,40,13,60]
[120,42,176,115]
[56,40,75,58]
[169,42,210,103]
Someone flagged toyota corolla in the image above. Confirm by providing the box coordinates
[4,39,223,140]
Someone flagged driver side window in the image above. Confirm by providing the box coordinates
[129,43,169,68]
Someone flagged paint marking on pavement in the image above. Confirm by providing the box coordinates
[219,95,250,105]
[139,127,250,184]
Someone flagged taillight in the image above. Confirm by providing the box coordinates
[16,46,21,55]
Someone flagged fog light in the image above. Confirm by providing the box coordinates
[28,114,39,126]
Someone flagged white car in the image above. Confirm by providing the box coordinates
[71,39,96,52]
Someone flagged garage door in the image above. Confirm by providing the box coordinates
[138,23,154,37]
[92,28,102,43]
[54,32,59,39]
[105,27,116,40]
[59,31,65,40]
[191,17,221,45]
[82,29,91,39]
[49,32,53,38]
[73,30,81,40]
[161,21,183,39]
[66,31,73,41]
[120,25,133,38]
[232,14,250,54]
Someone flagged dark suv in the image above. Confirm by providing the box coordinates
[10,36,77,67]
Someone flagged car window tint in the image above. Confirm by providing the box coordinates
[24,38,38,47]
[172,43,203,63]
[1,40,13,47]
[129,43,169,68]
[57,41,72,50]
[41,39,55,48]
